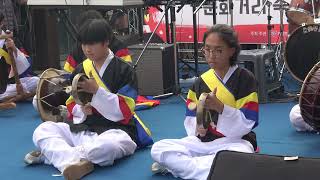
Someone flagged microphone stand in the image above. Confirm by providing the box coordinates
[259,0,273,50]
[134,0,183,98]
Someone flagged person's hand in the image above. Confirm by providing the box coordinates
[196,124,207,137]
[77,76,99,94]
[204,88,224,114]
[81,104,93,115]
[5,38,16,50]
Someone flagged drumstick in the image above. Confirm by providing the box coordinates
[5,30,24,95]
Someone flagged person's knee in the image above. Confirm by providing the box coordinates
[32,121,59,145]
[289,115,299,127]
[86,141,119,162]
[226,141,254,153]
[151,141,162,156]
[33,121,56,136]
[289,105,302,124]
[26,76,40,91]
[289,113,301,126]
[289,105,313,131]
[30,76,40,82]
[151,140,170,162]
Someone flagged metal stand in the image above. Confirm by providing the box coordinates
[228,0,234,26]
[193,0,216,25]
[278,0,286,81]
[213,0,216,25]
[170,4,180,94]
[192,0,218,76]
[134,0,182,98]
[165,7,170,43]
[194,0,208,14]
[133,2,173,68]
[266,1,273,50]
[192,4,199,76]
[259,0,273,50]
[279,0,284,44]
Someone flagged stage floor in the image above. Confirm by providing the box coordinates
[1,97,319,180]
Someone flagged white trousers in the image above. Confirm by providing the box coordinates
[0,76,39,101]
[289,104,314,132]
[151,136,254,180]
[33,121,137,172]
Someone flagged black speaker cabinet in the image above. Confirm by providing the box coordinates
[238,49,282,103]
[208,151,320,180]
[128,44,175,96]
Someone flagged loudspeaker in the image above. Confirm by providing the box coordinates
[237,49,282,103]
[128,44,175,95]
[208,151,320,180]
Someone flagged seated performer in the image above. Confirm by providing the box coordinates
[32,9,133,112]
[62,10,158,111]
[150,24,259,180]
[289,104,315,132]
[0,12,39,103]
[63,10,131,73]
[25,19,152,180]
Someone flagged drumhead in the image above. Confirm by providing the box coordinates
[285,24,320,82]
[299,61,320,130]
[37,68,70,122]
[286,8,314,25]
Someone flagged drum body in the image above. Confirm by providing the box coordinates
[286,0,320,25]
[285,24,320,82]
[300,61,320,130]
[37,68,70,122]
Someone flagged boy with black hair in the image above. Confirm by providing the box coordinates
[27,18,152,180]
[63,10,131,73]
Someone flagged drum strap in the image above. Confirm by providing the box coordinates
[83,59,109,91]
[0,48,12,65]
[201,69,236,107]
[82,59,152,137]
[200,68,259,111]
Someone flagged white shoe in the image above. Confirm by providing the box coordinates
[24,150,45,165]
[151,162,168,174]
